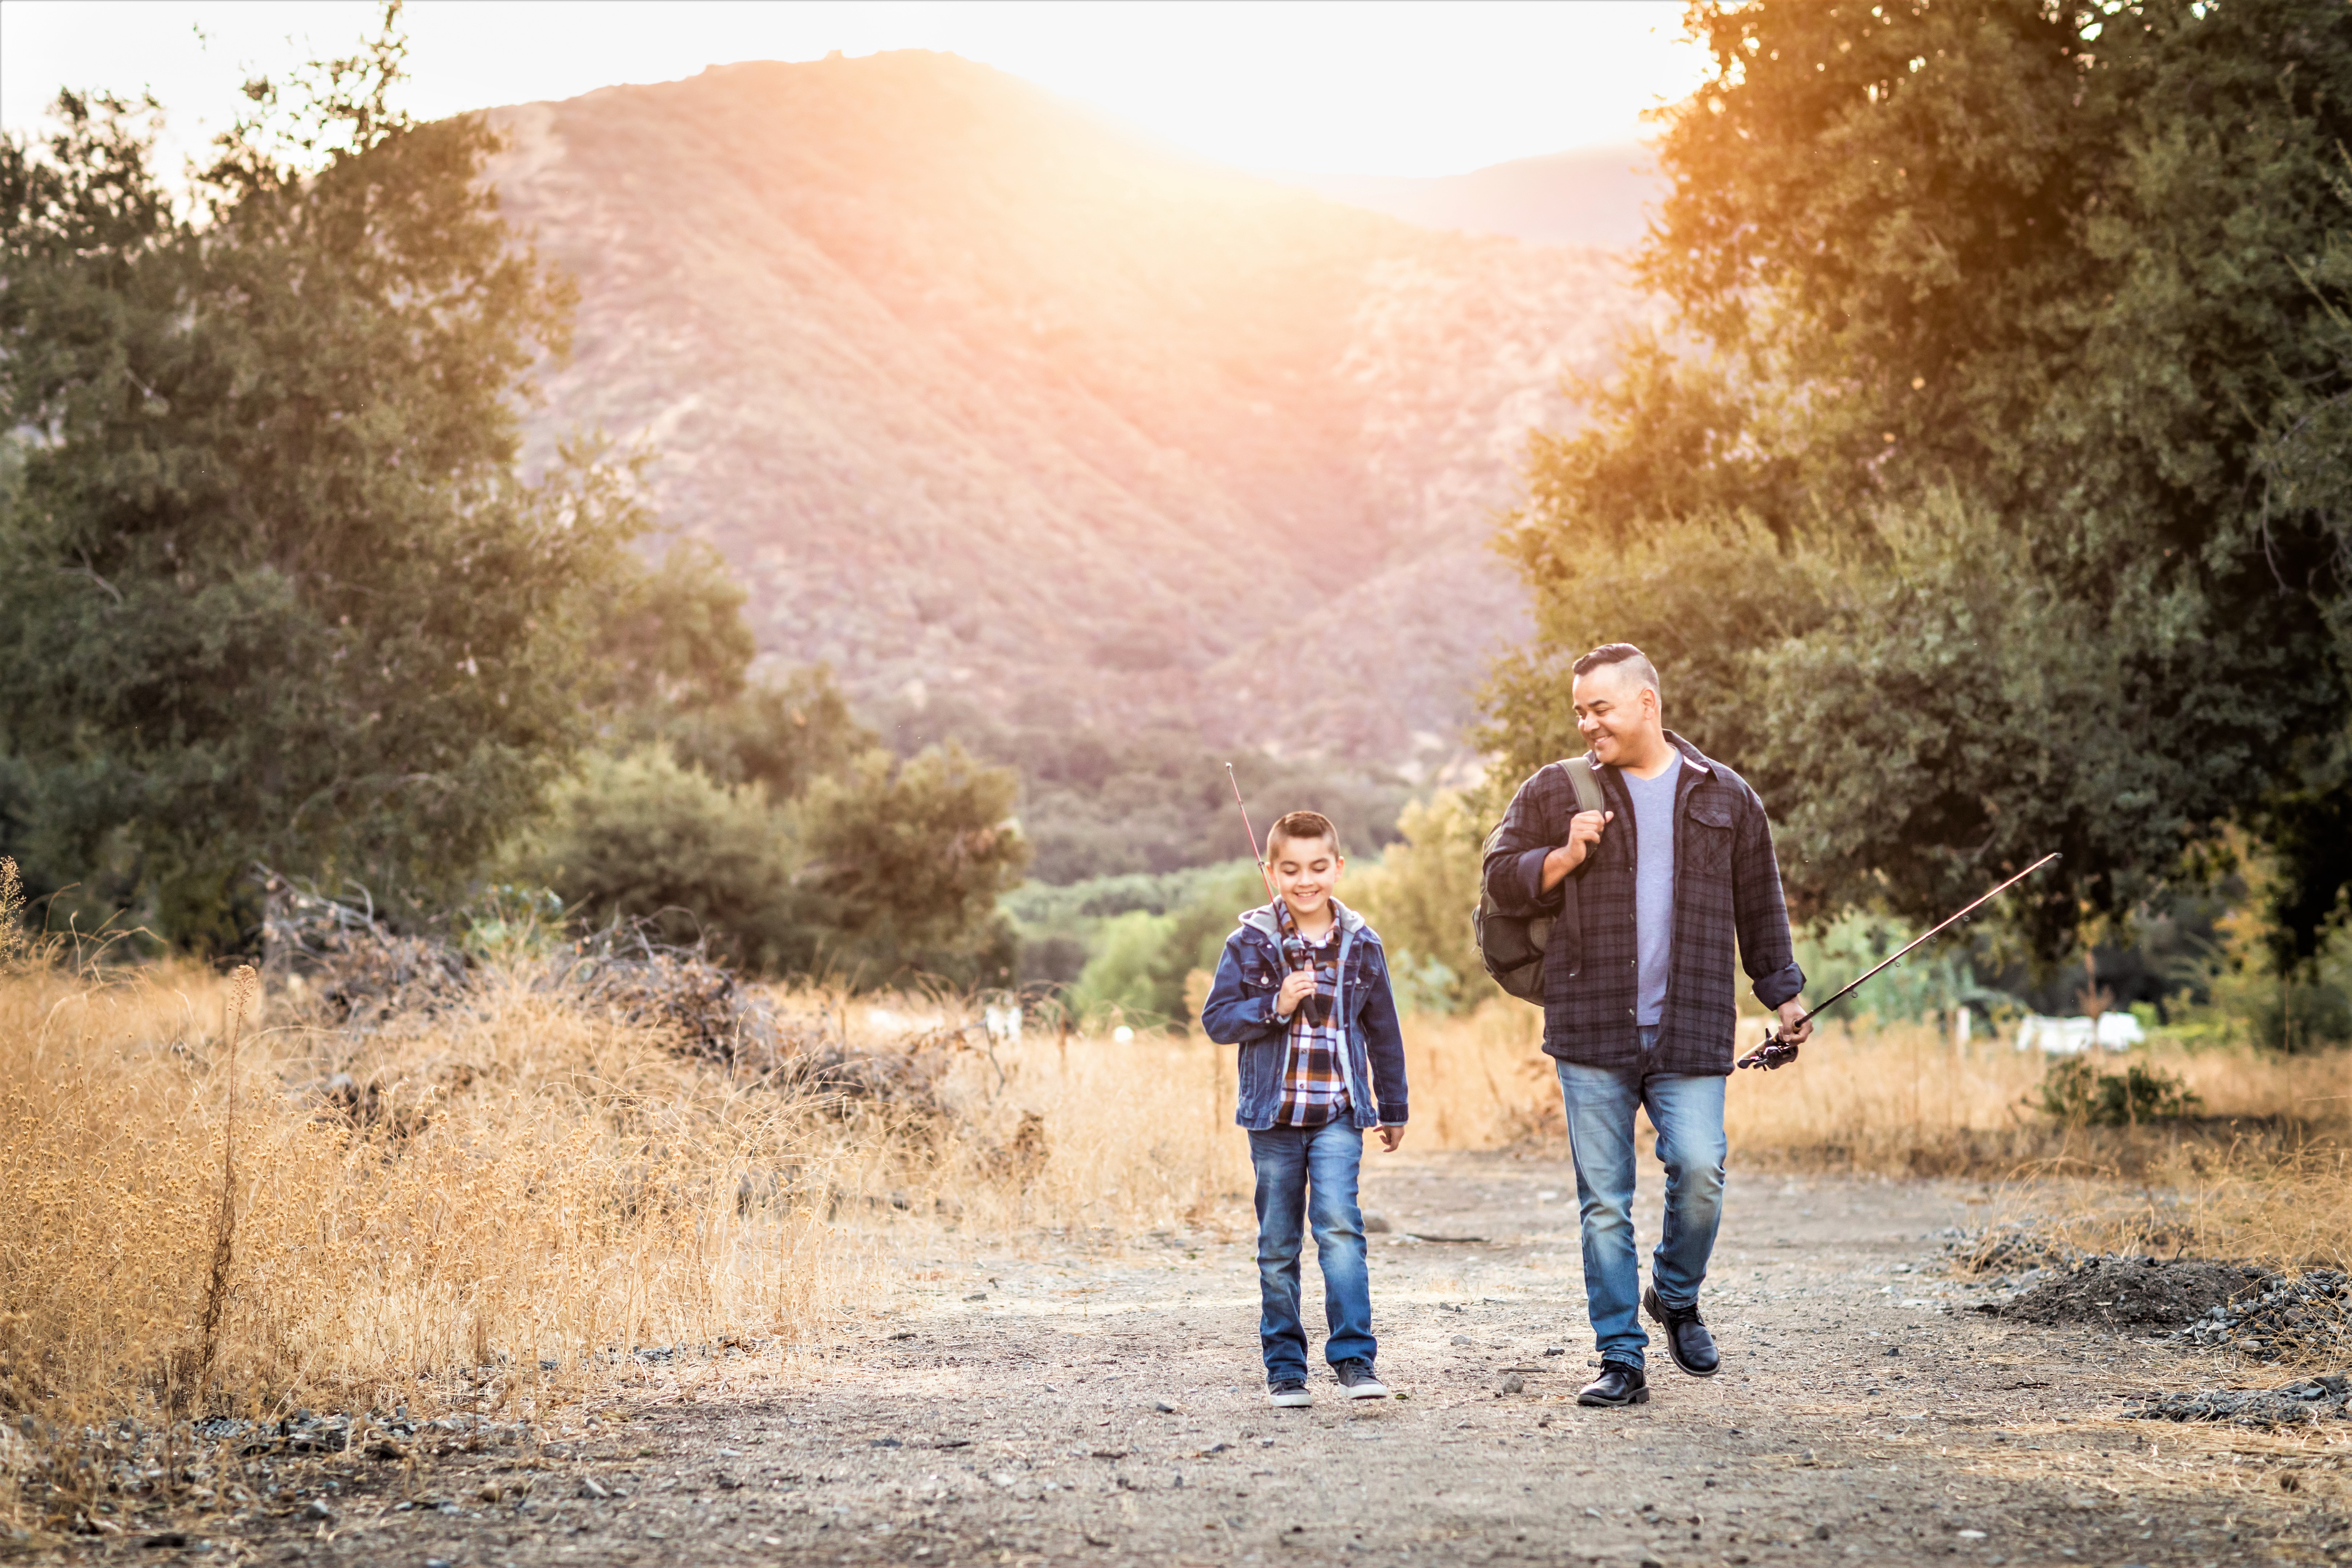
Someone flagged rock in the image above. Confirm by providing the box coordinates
[1153,1401,1177,1414]
[1544,1346,1565,1357]
[1500,1373,1526,1395]
[579,1477,611,1499]
[1362,1211,1392,1234]
[965,1292,988,1301]
[302,1500,333,1522]
[1451,1336,1475,1347]
[1814,1523,1833,1539]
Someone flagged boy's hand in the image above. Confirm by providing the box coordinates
[1376,1125,1405,1153]
[1274,968,1317,1017]
[1541,810,1613,890]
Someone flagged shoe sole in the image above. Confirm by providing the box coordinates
[1643,1287,1720,1379]
[1341,1382,1389,1400]
[1266,1390,1312,1407]
[1576,1386,1650,1407]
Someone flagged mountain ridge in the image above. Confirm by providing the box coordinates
[486,50,1642,769]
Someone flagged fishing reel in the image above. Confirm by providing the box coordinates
[1735,1032,1801,1071]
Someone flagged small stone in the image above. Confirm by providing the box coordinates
[1956,1529,1986,1540]
[1814,1523,1833,1540]
[302,1500,333,1522]
[579,1477,611,1499]
[1153,1401,1177,1414]
[1362,1211,1392,1234]
[1500,1373,1526,1395]
[1543,1346,1565,1357]
[965,1292,987,1301]
[1451,1336,1474,1347]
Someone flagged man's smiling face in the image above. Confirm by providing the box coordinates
[1571,660,1655,766]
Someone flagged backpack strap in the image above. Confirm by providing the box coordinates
[1563,756,1605,817]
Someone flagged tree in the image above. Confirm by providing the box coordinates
[794,744,1031,987]
[1344,790,1498,1013]
[0,15,646,944]
[1494,0,2352,956]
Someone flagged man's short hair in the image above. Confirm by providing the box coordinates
[1267,810,1341,859]
[1571,642,1662,703]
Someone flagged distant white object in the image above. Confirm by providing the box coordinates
[1954,1005,1971,1050]
[982,1004,1023,1043]
[2015,1012,2141,1054]
[1112,1025,1135,1044]
[2096,1011,2145,1050]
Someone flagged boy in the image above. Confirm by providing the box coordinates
[1200,810,1410,1406]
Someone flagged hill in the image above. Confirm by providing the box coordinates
[1294,145,1660,249]
[485,52,1640,785]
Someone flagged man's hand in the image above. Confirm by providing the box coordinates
[1776,996,1813,1045]
[1539,810,1614,891]
[1377,1125,1405,1153]
[1274,967,1317,1017]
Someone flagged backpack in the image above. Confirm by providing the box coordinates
[1473,757,1605,1003]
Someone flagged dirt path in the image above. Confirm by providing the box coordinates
[82,1154,2349,1567]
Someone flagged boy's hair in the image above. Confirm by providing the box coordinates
[1266,810,1341,859]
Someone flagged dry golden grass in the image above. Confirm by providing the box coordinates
[0,954,875,1523]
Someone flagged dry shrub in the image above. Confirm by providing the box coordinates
[839,1017,1253,1239]
[0,955,871,1525]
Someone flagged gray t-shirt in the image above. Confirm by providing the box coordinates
[1619,752,1682,1028]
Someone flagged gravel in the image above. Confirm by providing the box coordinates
[2128,1372,2352,1429]
[2168,1268,2352,1361]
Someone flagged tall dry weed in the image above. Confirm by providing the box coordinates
[0,956,874,1526]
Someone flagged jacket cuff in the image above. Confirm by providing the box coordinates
[1752,961,1806,1011]
[1512,845,1559,910]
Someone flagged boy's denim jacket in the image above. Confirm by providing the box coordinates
[1198,898,1409,1132]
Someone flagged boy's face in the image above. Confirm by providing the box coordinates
[1268,833,1343,921]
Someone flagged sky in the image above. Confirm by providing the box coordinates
[0,1,1710,180]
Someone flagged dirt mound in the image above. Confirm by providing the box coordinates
[1987,1255,2268,1330]
[2129,1373,2352,1429]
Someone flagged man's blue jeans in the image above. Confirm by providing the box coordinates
[1555,1028,1728,1370]
[1247,1122,1375,1380]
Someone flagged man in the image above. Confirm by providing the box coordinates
[1482,643,1810,1408]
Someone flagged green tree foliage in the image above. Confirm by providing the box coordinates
[517,673,1029,988]
[1343,791,1497,1013]
[794,744,1029,986]
[0,22,646,943]
[1492,0,2352,958]
[521,748,800,967]
[1058,861,1265,1026]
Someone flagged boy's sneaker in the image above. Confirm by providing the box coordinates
[1333,1358,1389,1399]
[1267,1378,1312,1407]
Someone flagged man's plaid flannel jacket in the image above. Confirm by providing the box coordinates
[1482,731,1805,1075]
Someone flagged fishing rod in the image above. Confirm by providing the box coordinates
[1225,763,1310,971]
[1736,851,2062,1071]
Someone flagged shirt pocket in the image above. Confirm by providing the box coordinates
[1685,797,1737,881]
[1238,952,1280,995]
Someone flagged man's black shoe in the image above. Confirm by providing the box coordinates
[1643,1286,1720,1377]
[1576,1361,1648,1407]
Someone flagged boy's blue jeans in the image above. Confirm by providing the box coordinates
[1248,1122,1375,1380]
[1555,1027,1728,1370]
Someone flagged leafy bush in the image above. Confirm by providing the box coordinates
[1342,790,1493,1014]
[2035,1057,2203,1128]
[514,749,806,970]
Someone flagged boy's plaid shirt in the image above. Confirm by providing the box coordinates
[1274,922,1351,1126]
